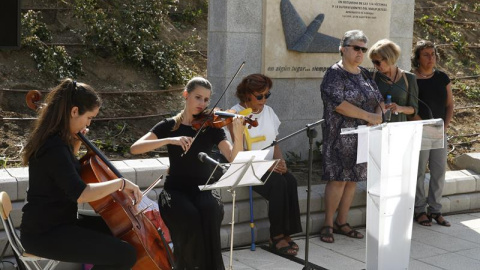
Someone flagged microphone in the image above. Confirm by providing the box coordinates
[198,152,228,174]
[374,71,434,119]
[361,70,386,123]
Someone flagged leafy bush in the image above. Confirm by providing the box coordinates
[21,10,83,79]
[73,0,193,88]
[169,0,208,25]
[20,0,196,87]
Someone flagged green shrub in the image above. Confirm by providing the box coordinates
[73,0,193,88]
[21,1,196,87]
[21,10,83,79]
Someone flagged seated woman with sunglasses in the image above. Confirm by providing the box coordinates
[320,30,383,243]
[368,39,419,122]
[228,73,302,256]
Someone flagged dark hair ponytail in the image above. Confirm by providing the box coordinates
[22,78,101,165]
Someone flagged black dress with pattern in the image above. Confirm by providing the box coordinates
[320,63,383,182]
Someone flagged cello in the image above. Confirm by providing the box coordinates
[78,133,173,270]
[26,90,174,270]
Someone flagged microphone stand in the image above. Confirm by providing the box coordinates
[261,119,324,270]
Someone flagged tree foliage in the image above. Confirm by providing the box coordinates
[21,0,195,87]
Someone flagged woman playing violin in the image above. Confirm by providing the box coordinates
[130,77,244,270]
[229,74,302,256]
[20,78,142,270]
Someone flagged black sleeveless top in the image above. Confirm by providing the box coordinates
[416,70,450,121]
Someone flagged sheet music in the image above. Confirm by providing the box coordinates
[199,149,276,190]
[234,149,270,161]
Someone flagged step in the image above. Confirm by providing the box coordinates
[1,156,479,257]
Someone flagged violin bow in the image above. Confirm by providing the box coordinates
[142,174,164,197]
[181,61,246,157]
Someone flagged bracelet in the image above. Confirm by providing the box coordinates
[119,178,126,191]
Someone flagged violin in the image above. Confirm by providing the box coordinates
[191,108,258,130]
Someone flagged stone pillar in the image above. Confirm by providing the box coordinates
[390,0,416,71]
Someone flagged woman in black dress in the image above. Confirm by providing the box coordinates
[130,77,245,270]
[20,78,142,270]
[320,30,383,243]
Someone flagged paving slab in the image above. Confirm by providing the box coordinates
[409,240,448,259]
[454,247,480,262]
[223,248,303,270]
[418,253,480,270]
[221,214,480,269]
[412,226,480,252]
[408,259,443,270]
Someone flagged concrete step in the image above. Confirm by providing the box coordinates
[1,156,479,260]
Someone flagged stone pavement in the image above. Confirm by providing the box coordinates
[221,212,480,270]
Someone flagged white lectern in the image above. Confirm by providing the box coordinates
[342,119,444,270]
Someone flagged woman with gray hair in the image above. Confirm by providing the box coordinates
[368,39,419,122]
[319,30,384,243]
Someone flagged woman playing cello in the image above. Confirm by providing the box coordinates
[20,78,142,270]
[130,77,245,270]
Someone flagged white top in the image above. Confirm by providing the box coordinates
[229,104,281,151]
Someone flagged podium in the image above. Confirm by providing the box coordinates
[342,119,444,270]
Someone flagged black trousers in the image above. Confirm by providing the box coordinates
[21,215,136,270]
[159,187,225,270]
[253,171,302,238]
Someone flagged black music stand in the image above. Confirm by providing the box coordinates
[199,150,279,270]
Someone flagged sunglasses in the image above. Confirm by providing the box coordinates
[254,92,271,101]
[372,59,383,66]
[344,45,368,53]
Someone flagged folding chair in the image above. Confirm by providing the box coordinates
[0,191,59,270]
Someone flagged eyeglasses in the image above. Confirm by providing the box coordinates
[344,45,368,53]
[254,92,271,101]
[372,59,383,66]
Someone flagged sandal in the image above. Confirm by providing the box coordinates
[429,213,451,227]
[269,238,297,256]
[333,221,364,239]
[414,212,432,226]
[287,240,299,251]
[319,226,334,243]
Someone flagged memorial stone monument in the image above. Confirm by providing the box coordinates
[208,0,415,158]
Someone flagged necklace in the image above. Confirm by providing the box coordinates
[241,103,263,114]
[417,69,435,78]
[379,66,398,85]
[389,66,398,83]
[251,106,263,114]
